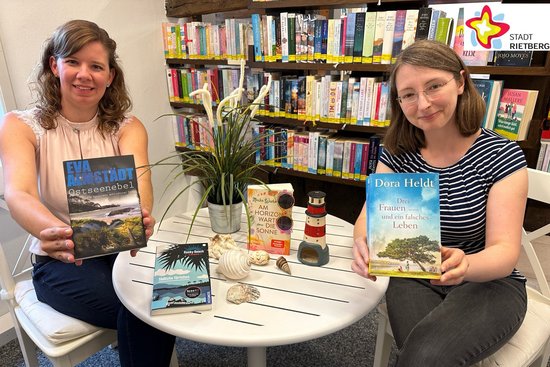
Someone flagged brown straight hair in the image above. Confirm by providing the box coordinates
[384,40,486,156]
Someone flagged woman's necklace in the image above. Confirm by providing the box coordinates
[58,111,98,160]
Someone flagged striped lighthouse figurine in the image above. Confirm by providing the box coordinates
[298,191,329,266]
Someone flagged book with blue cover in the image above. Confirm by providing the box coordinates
[151,242,212,315]
[366,172,441,279]
[63,155,146,260]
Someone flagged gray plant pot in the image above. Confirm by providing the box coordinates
[207,201,242,234]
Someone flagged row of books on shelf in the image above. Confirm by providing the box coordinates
[162,18,252,60]
[166,66,391,126]
[250,10,419,64]
[162,7,534,67]
[166,64,538,139]
[171,114,382,181]
[472,78,539,141]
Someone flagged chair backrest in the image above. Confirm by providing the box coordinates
[523,168,550,298]
[0,235,33,297]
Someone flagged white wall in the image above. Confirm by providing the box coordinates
[0,0,200,342]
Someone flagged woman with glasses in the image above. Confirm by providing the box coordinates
[352,40,528,366]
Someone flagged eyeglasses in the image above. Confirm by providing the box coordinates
[396,77,456,106]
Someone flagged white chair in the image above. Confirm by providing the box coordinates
[0,235,179,367]
[373,168,550,367]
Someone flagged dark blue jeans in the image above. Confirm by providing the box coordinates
[32,254,176,367]
[386,277,527,367]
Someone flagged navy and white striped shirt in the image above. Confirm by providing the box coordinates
[380,128,527,281]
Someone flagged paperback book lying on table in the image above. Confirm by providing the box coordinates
[366,173,441,279]
[151,242,212,315]
[247,183,294,255]
[63,155,146,260]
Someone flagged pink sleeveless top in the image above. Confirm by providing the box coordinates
[15,109,130,255]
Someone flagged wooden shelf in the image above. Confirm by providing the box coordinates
[248,0,423,10]
[166,58,550,76]
[261,166,366,187]
[174,145,367,188]
[166,0,247,17]
[168,103,387,134]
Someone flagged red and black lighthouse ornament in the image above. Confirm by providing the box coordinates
[298,191,329,266]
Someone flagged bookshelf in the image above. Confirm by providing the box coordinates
[164,0,550,224]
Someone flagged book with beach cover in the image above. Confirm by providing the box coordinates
[151,242,212,315]
[366,172,442,279]
[63,155,146,260]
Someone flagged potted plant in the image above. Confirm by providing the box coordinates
[152,63,273,234]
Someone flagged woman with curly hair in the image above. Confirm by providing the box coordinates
[0,20,175,366]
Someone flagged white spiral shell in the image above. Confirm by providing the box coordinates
[217,249,251,280]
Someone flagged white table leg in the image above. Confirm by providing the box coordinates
[247,346,266,367]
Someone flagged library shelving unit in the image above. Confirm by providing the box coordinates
[164,0,550,225]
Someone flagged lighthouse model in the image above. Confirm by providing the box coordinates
[298,191,329,266]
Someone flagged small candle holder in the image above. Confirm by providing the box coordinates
[298,191,329,266]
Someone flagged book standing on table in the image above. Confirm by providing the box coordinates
[63,155,146,260]
[366,173,441,279]
[248,183,294,255]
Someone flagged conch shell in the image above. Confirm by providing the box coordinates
[276,256,291,275]
[217,249,251,280]
[226,284,260,304]
[249,250,270,266]
[209,234,239,259]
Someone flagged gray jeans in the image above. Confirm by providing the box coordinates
[386,276,527,367]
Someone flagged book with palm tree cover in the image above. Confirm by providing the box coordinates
[63,155,146,260]
[366,172,441,279]
[151,242,212,315]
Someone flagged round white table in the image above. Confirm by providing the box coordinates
[112,206,388,367]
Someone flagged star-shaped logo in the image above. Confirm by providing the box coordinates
[465,5,510,49]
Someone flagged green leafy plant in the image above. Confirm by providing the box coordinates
[153,106,273,231]
[149,64,277,236]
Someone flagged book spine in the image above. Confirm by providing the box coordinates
[401,9,419,51]
[251,14,263,62]
[288,13,296,62]
[381,10,396,65]
[326,138,335,176]
[367,135,381,175]
[280,12,289,62]
[415,7,432,41]
[320,19,328,62]
[372,11,386,64]
[342,139,352,179]
[362,11,377,64]
[353,141,362,180]
[344,12,356,63]
[360,142,370,181]
[352,12,366,63]
[391,10,406,64]
[317,134,328,175]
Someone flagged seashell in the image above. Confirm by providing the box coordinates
[249,250,270,266]
[226,284,260,304]
[209,234,239,259]
[276,256,291,275]
[217,249,251,280]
